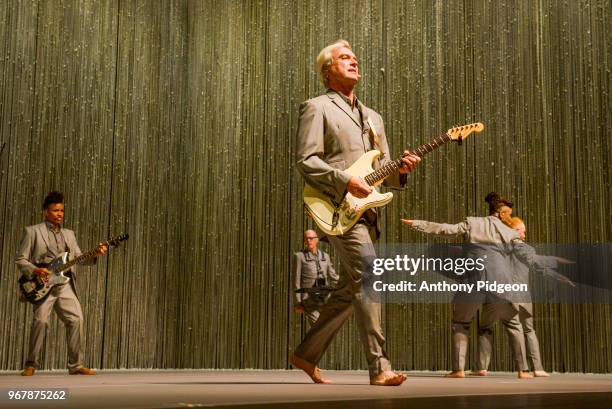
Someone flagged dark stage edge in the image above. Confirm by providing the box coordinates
[0,370,611,409]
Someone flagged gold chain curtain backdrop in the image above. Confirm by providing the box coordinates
[0,0,609,372]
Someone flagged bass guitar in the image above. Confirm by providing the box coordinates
[18,233,128,303]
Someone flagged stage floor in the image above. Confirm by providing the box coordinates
[1,370,611,409]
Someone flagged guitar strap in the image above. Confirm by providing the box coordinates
[357,101,382,152]
[365,117,383,152]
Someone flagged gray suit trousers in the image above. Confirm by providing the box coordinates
[303,309,320,327]
[451,293,527,372]
[519,304,544,371]
[476,303,528,371]
[293,223,392,379]
[25,283,84,372]
[302,299,323,327]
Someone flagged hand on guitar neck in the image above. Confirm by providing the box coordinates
[399,150,421,174]
[95,242,108,256]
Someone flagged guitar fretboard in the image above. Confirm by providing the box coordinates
[363,133,451,186]
[55,235,127,273]
[57,248,104,273]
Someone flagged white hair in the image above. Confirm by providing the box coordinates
[316,39,351,87]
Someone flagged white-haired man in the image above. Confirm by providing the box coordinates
[289,40,420,386]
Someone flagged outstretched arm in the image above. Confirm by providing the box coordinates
[401,219,469,238]
[512,241,575,286]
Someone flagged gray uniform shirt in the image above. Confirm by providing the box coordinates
[293,249,339,306]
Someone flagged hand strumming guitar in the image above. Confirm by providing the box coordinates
[347,177,372,198]
[33,268,50,283]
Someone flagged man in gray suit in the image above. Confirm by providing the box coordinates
[293,230,339,326]
[289,39,421,386]
[16,191,107,376]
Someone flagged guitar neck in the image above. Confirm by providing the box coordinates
[58,241,108,273]
[364,133,451,186]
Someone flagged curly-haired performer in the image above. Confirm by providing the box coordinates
[17,191,107,376]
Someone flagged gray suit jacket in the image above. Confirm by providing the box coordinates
[295,90,406,208]
[411,216,559,302]
[411,216,519,244]
[411,216,519,291]
[293,249,339,306]
[509,242,560,303]
[15,223,91,297]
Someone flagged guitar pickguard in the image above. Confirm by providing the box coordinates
[303,150,394,235]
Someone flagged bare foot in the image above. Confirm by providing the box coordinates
[445,370,465,378]
[518,371,534,379]
[469,370,488,376]
[370,371,407,386]
[289,355,332,384]
[534,370,550,377]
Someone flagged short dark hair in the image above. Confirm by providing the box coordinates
[484,192,513,215]
[43,191,64,209]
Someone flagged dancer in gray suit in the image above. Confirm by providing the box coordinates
[289,39,421,386]
[402,193,536,379]
[505,218,548,376]
[474,216,574,377]
[293,230,339,326]
[16,191,107,376]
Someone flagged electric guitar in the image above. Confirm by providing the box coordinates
[303,123,484,235]
[18,233,129,303]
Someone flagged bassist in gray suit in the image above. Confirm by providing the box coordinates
[16,191,107,376]
[289,39,421,386]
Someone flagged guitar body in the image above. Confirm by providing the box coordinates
[304,150,393,236]
[18,252,71,303]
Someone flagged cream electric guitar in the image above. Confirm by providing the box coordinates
[304,123,484,235]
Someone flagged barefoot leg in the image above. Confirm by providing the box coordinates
[445,370,465,378]
[370,371,407,386]
[289,355,332,384]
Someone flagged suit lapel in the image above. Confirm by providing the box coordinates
[37,223,50,249]
[327,91,362,130]
[61,228,76,253]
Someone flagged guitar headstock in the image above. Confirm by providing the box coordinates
[106,233,129,248]
[447,123,484,142]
